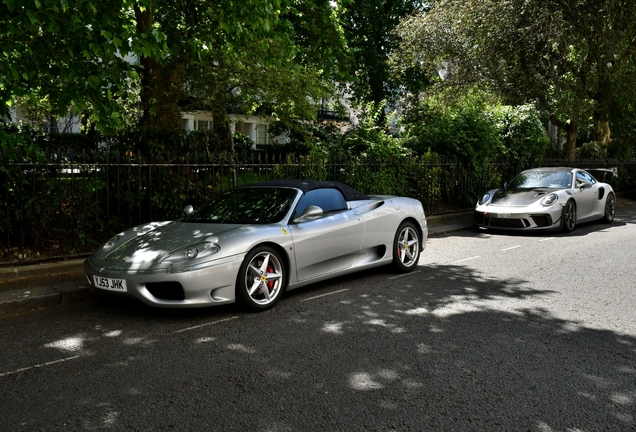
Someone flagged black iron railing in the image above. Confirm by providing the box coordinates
[2,146,635,265]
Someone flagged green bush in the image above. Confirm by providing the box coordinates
[494,104,550,172]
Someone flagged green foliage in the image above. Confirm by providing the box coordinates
[336,0,429,109]
[401,96,503,164]
[232,132,254,153]
[394,0,636,160]
[493,104,550,172]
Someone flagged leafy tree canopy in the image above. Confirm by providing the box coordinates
[394,0,636,160]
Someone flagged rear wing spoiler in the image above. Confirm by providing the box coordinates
[584,167,618,182]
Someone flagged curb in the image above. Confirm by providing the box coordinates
[0,283,92,314]
[0,258,85,280]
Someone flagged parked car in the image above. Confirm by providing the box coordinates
[85,180,428,311]
[474,167,615,232]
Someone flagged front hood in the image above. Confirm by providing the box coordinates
[102,222,242,264]
[490,188,555,207]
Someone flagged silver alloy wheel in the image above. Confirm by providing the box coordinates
[604,193,616,222]
[244,250,284,306]
[563,200,576,232]
[396,224,420,269]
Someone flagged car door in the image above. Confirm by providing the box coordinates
[573,170,600,218]
[288,188,365,281]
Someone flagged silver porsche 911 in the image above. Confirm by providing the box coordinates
[474,167,616,232]
[85,180,427,311]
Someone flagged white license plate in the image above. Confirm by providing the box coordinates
[93,276,127,292]
[497,213,511,218]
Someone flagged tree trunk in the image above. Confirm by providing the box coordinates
[134,3,184,153]
[565,125,578,162]
[550,114,578,161]
[212,111,234,152]
[593,78,612,157]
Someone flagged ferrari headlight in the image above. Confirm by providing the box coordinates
[102,232,125,251]
[541,193,559,207]
[161,242,220,264]
[478,193,491,205]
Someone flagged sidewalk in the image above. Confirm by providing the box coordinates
[0,211,474,313]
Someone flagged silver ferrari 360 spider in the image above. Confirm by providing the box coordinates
[474,167,616,232]
[85,180,427,311]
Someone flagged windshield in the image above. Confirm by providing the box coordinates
[182,187,298,224]
[507,170,572,189]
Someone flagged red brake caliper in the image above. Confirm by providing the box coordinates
[266,265,275,290]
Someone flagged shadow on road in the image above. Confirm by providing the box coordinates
[2,259,634,431]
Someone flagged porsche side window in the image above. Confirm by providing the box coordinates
[576,171,596,187]
[579,171,596,184]
[293,188,347,219]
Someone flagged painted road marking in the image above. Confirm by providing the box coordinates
[453,256,480,263]
[0,355,80,378]
[171,316,239,334]
[302,289,349,302]
[388,270,422,280]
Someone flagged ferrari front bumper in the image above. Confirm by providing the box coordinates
[84,254,245,308]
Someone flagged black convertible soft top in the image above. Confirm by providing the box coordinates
[239,179,370,201]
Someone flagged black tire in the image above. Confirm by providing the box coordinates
[236,246,286,311]
[562,200,576,233]
[603,192,616,223]
[392,221,421,273]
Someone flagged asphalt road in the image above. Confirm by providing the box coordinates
[1,209,636,431]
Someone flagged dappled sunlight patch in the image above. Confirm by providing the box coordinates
[44,336,85,353]
[365,318,392,327]
[417,343,433,354]
[556,322,584,334]
[609,392,635,406]
[577,391,598,401]
[104,330,123,338]
[376,369,399,381]
[431,301,484,318]
[613,412,634,423]
[227,343,257,354]
[348,369,406,392]
[379,400,399,410]
[618,366,636,374]
[101,410,119,426]
[402,379,424,388]
[322,322,347,334]
[362,309,381,317]
[123,337,155,346]
[398,306,429,316]
[127,249,162,269]
[81,404,119,430]
[349,372,384,390]
[264,369,292,379]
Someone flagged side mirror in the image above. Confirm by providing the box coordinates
[183,205,194,215]
[578,181,592,190]
[293,205,323,223]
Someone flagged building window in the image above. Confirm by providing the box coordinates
[256,124,269,145]
[196,120,212,131]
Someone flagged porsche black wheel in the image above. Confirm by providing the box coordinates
[392,221,421,273]
[603,192,616,223]
[562,200,576,233]
[236,246,285,311]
